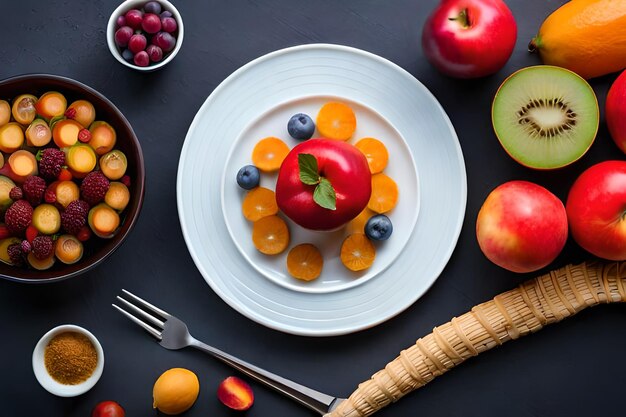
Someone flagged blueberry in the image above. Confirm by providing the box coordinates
[287,113,315,140]
[144,1,162,14]
[364,214,393,241]
[121,48,134,62]
[236,165,260,190]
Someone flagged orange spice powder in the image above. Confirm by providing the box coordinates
[44,331,97,385]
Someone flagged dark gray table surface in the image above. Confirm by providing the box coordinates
[1,1,624,416]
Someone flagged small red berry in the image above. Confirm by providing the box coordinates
[78,128,92,143]
[58,168,73,181]
[125,9,143,29]
[64,107,77,119]
[44,187,56,204]
[128,33,147,54]
[25,225,39,243]
[120,175,131,187]
[76,225,92,242]
[0,225,11,240]
[133,50,150,67]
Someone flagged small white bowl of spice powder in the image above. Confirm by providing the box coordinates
[32,324,104,397]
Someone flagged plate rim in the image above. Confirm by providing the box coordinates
[176,43,467,336]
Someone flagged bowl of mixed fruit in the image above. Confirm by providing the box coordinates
[0,74,145,283]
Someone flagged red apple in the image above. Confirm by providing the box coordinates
[421,0,517,78]
[476,180,568,273]
[217,376,254,411]
[606,70,626,154]
[91,401,125,417]
[276,138,371,230]
[566,161,626,260]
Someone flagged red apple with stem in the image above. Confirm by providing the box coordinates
[276,138,371,231]
[606,70,626,154]
[566,161,626,261]
[422,0,517,78]
[476,180,568,273]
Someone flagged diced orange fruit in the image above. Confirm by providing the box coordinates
[355,137,388,174]
[252,215,289,255]
[241,187,278,221]
[251,137,289,172]
[8,150,37,177]
[35,91,67,119]
[0,100,10,126]
[52,119,82,148]
[287,243,323,281]
[340,234,376,271]
[316,102,357,141]
[368,173,398,214]
[0,122,25,153]
[346,207,375,235]
[88,121,117,155]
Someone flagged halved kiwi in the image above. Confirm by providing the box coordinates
[492,65,599,170]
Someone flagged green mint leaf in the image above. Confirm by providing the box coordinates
[298,153,320,185]
[314,177,337,210]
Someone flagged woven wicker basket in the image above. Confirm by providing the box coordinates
[325,261,626,417]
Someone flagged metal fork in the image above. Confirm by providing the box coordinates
[112,289,345,415]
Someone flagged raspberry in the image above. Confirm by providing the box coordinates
[9,186,23,201]
[80,171,110,206]
[5,200,33,235]
[61,200,90,235]
[7,243,24,266]
[38,148,66,181]
[32,235,53,260]
[22,176,46,205]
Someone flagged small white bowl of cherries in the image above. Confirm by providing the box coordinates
[107,0,184,71]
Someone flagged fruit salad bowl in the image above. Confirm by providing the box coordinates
[0,74,145,283]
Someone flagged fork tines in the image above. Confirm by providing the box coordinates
[112,289,171,341]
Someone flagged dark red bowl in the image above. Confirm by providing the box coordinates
[0,74,145,283]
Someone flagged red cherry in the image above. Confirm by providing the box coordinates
[141,13,162,34]
[128,34,147,54]
[124,9,143,29]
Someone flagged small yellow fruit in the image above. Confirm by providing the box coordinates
[152,368,200,415]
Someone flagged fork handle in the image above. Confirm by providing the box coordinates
[189,338,341,415]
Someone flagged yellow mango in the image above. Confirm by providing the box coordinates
[528,0,626,79]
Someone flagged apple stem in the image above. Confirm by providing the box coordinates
[448,8,471,28]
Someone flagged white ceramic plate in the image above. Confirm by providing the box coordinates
[177,44,466,336]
